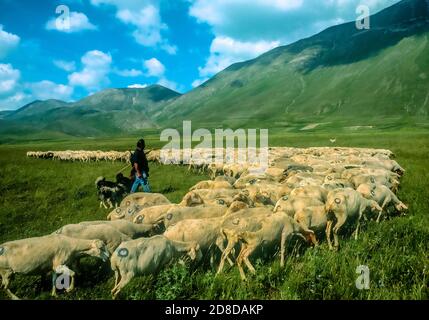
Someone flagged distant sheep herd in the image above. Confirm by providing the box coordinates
[0,147,407,299]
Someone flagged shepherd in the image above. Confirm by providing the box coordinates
[130,139,151,193]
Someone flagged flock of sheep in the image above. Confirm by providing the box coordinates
[26,150,133,162]
[1,147,408,299]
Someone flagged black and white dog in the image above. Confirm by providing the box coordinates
[95,175,131,209]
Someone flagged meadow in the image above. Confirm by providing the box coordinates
[0,129,428,300]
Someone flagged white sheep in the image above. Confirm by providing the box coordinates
[0,235,109,299]
[110,236,200,298]
[226,214,316,280]
[356,183,408,222]
[55,224,132,254]
[325,188,383,250]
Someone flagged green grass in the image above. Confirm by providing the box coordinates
[0,130,428,300]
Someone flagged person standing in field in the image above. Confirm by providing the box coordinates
[130,139,151,193]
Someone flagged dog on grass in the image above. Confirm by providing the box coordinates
[95,176,129,209]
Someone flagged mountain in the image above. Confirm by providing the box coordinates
[1,85,181,137]
[7,99,71,120]
[156,0,429,129]
[1,0,429,139]
[0,111,13,119]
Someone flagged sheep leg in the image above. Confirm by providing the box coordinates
[280,230,287,268]
[1,270,19,300]
[217,239,237,275]
[241,246,256,276]
[51,272,58,297]
[215,238,234,267]
[113,269,120,289]
[333,213,347,250]
[325,220,334,250]
[112,272,133,299]
[236,245,248,281]
[377,197,390,223]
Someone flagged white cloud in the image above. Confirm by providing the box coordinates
[128,83,147,89]
[191,77,209,88]
[0,92,32,111]
[0,25,20,59]
[117,5,164,47]
[199,36,279,77]
[0,64,73,110]
[46,11,98,33]
[161,43,178,55]
[115,68,143,77]
[157,78,179,92]
[141,57,178,91]
[27,80,73,101]
[143,58,165,77]
[53,60,76,72]
[0,64,20,95]
[189,0,398,43]
[90,0,176,54]
[68,50,112,90]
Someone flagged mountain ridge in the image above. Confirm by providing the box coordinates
[1,0,428,138]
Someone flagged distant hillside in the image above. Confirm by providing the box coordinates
[7,99,71,120]
[1,85,181,137]
[155,0,429,129]
[1,0,429,139]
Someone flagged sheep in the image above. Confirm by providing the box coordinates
[207,163,225,179]
[133,204,178,225]
[179,191,206,207]
[233,174,276,189]
[110,236,201,298]
[55,224,132,255]
[214,175,236,185]
[294,206,328,236]
[161,202,248,267]
[120,193,171,208]
[180,189,241,208]
[163,217,228,268]
[0,235,109,299]
[107,204,142,221]
[349,174,393,190]
[226,214,317,280]
[78,220,157,239]
[189,180,233,191]
[325,188,383,250]
[356,184,408,222]
[217,207,273,274]
[187,189,241,201]
[273,195,324,217]
[162,205,228,229]
[290,186,328,203]
[363,159,405,175]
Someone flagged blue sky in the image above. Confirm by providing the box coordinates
[0,0,399,110]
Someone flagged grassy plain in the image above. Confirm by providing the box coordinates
[0,129,428,300]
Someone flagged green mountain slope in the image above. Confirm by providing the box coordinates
[156,0,429,129]
[7,99,71,120]
[2,85,181,137]
[1,0,428,139]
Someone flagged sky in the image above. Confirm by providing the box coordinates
[0,0,400,110]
